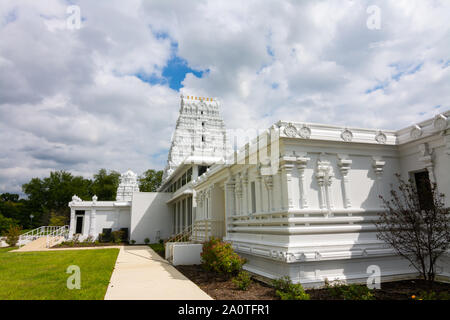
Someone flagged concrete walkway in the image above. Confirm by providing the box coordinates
[104,246,212,300]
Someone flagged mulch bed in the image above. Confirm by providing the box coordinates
[176,265,278,300]
[53,242,127,248]
[175,264,450,300]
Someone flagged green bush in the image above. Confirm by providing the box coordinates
[5,225,22,247]
[144,238,150,244]
[130,240,136,245]
[325,280,375,300]
[201,238,246,275]
[232,271,252,291]
[111,230,124,244]
[412,291,450,300]
[272,276,310,300]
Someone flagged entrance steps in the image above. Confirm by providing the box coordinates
[15,236,65,252]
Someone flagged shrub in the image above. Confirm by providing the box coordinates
[130,240,136,245]
[111,230,124,244]
[325,280,375,300]
[201,237,246,275]
[5,225,22,247]
[144,238,150,244]
[232,271,252,291]
[272,276,310,300]
[72,234,80,245]
[412,291,450,300]
[159,239,164,245]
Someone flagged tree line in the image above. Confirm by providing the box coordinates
[0,169,162,234]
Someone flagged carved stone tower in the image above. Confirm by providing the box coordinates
[162,95,228,182]
[116,170,140,201]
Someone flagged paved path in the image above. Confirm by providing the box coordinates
[104,246,212,300]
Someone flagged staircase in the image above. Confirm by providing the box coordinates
[17,225,69,251]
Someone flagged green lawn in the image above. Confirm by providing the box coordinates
[0,247,119,300]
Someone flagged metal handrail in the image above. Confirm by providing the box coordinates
[18,226,67,247]
[46,225,69,248]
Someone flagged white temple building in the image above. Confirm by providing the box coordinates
[69,95,450,287]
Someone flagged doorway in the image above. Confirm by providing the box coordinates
[75,211,85,234]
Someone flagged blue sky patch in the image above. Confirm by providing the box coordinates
[137,33,206,90]
[162,55,205,90]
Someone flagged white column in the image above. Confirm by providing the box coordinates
[225,179,235,236]
[280,156,296,210]
[296,156,309,209]
[69,207,75,237]
[242,171,249,215]
[263,176,274,212]
[89,208,96,238]
[338,155,352,209]
[185,198,188,228]
[255,174,262,213]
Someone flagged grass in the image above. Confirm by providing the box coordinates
[0,247,119,300]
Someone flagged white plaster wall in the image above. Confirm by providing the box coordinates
[171,243,203,265]
[130,192,172,244]
[94,209,131,236]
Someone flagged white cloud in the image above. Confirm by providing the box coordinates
[0,0,449,193]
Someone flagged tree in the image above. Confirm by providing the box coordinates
[375,174,450,285]
[22,171,92,226]
[0,213,17,235]
[90,169,120,200]
[139,169,163,192]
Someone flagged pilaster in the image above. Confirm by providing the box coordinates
[337,154,352,209]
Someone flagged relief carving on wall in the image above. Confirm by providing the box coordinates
[375,131,387,144]
[341,129,353,142]
[299,125,311,139]
[283,123,298,138]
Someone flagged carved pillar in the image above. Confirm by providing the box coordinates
[280,156,296,210]
[263,175,274,212]
[338,155,352,208]
[235,177,242,216]
[296,156,310,209]
[372,156,386,202]
[316,154,334,216]
[225,177,235,235]
[242,170,249,215]
[255,170,262,213]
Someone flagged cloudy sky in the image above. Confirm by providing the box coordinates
[0,0,449,194]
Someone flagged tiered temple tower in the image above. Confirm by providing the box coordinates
[116,170,140,201]
[162,95,229,183]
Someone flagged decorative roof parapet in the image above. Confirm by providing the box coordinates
[277,110,450,145]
